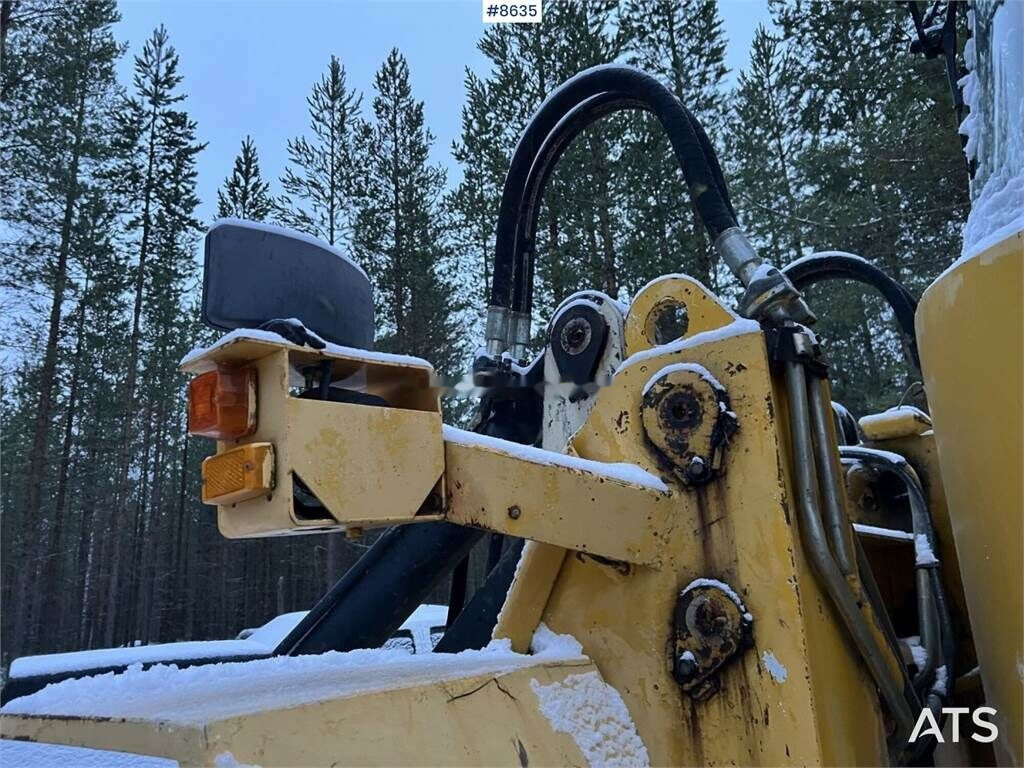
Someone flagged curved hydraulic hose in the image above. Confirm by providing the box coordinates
[840,445,956,761]
[511,92,646,314]
[782,252,921,370]
[511,91,738,314]
[840,446,955,694]
[490,65,740,314]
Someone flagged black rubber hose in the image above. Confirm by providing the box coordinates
[491,65,740,312]
[434,538,526,654]
[511,92,646,314]
[275,522,483,656]
[510,91,740,312]
[782,252,921,370]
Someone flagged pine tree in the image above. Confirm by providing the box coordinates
[217,135,272,220]
[354,49,466,375]
[0,0,123,660]
[448,71,505,305]
[278,55,365,247]
[725,25,805,265]
[619,0,730,289]
[103,24,204,646]
[769,0,969,414]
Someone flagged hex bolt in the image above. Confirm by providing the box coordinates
[507,505,522,519]
[685,456,709,482]
[675,653,698,681]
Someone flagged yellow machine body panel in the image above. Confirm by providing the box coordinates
[0,659,604,767]
[500,319,888,766]
[916,229,1024,766]
[182,337,446,537]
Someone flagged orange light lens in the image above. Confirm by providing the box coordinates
[202,442,274,505]
[188,366,257,439]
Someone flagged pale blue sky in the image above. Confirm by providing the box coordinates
[114,0,771,223]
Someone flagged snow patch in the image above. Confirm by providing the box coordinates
[915,533,939,566]
[853,523,915,542]
[530,671,649,767]
[1,629,588,725]
[9,639,270,680]
[903,635,929,669]
[787,250,871,271]
[553,297,603,319]
[443,425,669,493]
[0,740,176,767]
[241,611,308,648]
[641,362,726,397]
[530,623,584,657]
[616,320,761,375]
[180,328,433,370]
[213,752,259,768]
[683,578,750,616]
[931,664,949,696]
[761,650,788,683]
[840,446,909,468]
[11,604,451,679]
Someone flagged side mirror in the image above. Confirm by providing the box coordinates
[202,219,374,349]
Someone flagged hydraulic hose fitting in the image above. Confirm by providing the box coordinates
[508,311,532,362]
[485,305,511,358]
[714,227,815,324]
[714,227,762,285]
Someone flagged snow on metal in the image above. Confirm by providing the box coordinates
[179,327,433,370]
[1,627,588,725]
[530,671,650,768]
[914,533,940,567]
[852,523,915,543]
[0,739,176,768]
[641,362,727,398]
[10,605,449,680]
[761,650,789,684]
[443,425,669,493]
[615,319,761,376]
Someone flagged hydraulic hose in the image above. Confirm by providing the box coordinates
[490,65,740,317]
[510,91,737,315]
[783,361,918,746]
[840,445,957,761]
[781,251,921,370]
[840,445,955,698]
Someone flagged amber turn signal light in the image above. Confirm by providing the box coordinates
[202,442,274,505]
[188,366,257,440]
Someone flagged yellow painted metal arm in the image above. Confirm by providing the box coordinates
[443,427,672,566]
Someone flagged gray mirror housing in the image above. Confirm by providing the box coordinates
[202,219,374,349]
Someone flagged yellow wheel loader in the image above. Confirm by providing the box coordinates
[2,2,1021,765]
